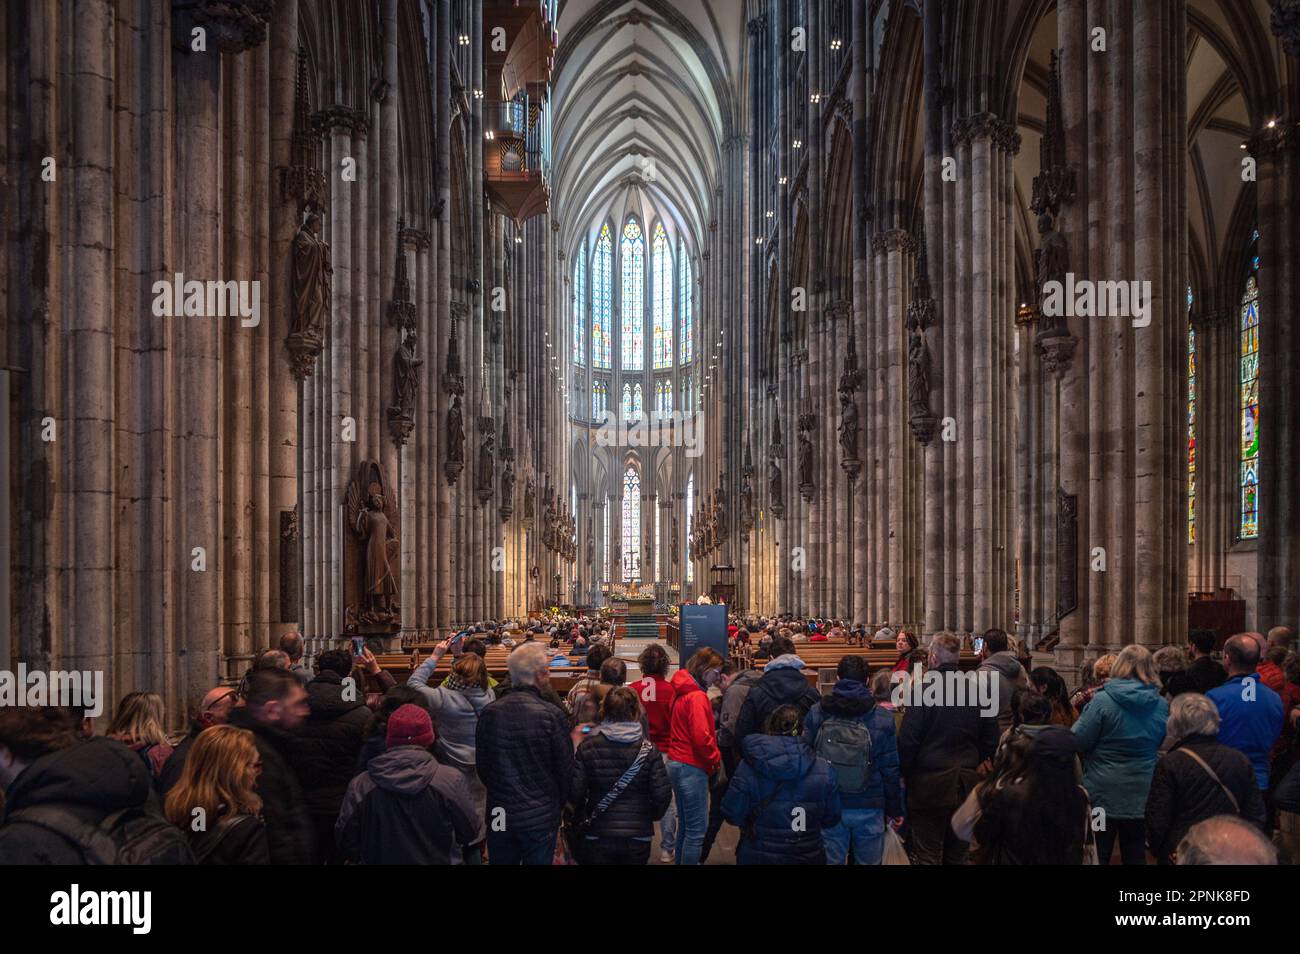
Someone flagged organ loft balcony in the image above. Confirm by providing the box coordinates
[481,1,554,225]
[483,88,551,225]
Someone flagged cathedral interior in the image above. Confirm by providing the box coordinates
[2,0,1297,720]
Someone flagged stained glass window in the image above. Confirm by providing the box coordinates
[592,225,612,369]
[1239,235,1260,540]
[572,243,586,365]
[1188,286,1196,545]
[621,218,644,370]
[685,474,695,584]
[592,380,607,419]
[621,382,633,420]
[653,224,672,369]
[679,247,693,364]
[623,467,641,582]
[655,380,672,416]
[632,383,643,419]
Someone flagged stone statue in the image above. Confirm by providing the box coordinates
[586,515,594,565]
[292,209,331,338]
[740,473,754,530]
[798,429,814,488]
[715,489,727,544]
[500,460,514,506]
[447,395,465,461]
[543,493,557,549]
[671,514,680,564]
[1035,212,1069,333]
[769,456,783,505]
[838,391,858,460]
[907,327,931,419]
[476,424,495,496]
[345,461,400,628]
[524,475,535,522]
[393,329,422,418]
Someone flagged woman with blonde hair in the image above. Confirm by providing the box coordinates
[1071,644,1168,864]
[107,691,175,783]
[164,724,269,864]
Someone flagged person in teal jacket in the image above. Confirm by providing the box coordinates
[1071,645,1168,865]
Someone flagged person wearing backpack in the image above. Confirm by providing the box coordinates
[163,724,270,864]
[566,687,672,864]
[721,704,842,864]
[803,655,904,864]
[733,635,820,749]
[0,707,193,864]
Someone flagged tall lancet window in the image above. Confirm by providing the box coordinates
[592,225,612,369]
[621,218,645,370]
[622,467,641,582]
[572,242,586,365]
[1187,286,1196,545]
[653,223,672,368]
[1239,230,1261,540]
[621,382,633,420]
[679,246,693,364]
[632,383,643,420]
[592,380,607,419]
[685,474,695,584]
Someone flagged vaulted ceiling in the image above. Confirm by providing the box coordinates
[551,0,745,259]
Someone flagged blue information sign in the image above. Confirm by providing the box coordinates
[678,603,729,664]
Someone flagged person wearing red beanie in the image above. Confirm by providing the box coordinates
[336,702,482,864]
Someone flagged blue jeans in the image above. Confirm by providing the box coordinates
[487,827,556,865]
[823,808,885,865]
[659,753,677,853]
[667,759,709,865]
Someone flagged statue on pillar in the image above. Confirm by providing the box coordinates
[769,456,784,519]
[1034,212,1070,334]
[476,423,495,502]
[388,328,421,445]
[838,391,859,462]
[287,209,331,379]
[444,395,465,485]
[344,460,400,633]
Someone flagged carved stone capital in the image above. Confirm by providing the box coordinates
[1273,0,1300,57]
[871,229,916,257]
[1035,328,1078,378]
[951,112,1020,153]
[1248,120,1300,159]
[313,105,370,139]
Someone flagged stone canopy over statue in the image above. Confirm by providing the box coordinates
[344,459,400,636]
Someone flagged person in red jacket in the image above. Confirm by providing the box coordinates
[666,648,723,865]
[629,643,678,861]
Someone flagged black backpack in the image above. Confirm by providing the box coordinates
[13,803,195,865]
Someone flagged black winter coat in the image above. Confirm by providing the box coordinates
[734,663,821,747]
[0,738,180,864]
[227,707,314,864]
[1144,734,1267,862]
[1163,657,1228,698]
[475,685,574,833]
[897,663,1001,807]
[290,671,371,820]
[158,722,202,795]
[568,733,671,842]
[187,813,271,865]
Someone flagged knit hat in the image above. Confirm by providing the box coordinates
[386,703,435,749]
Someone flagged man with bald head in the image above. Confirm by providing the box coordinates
[1207,633,1284,792]
[1176,814,1277,865]
[158,684,239,794]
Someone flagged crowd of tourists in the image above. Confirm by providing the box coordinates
[0,619,1294,865]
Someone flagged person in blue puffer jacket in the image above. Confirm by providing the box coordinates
[1071,644,1168,865]
[802,655,904,864]
[722,705,841,865]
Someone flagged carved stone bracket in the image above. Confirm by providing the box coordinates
[286,330,324,381]
[194,0,272,54]
[1273,0,1300,57]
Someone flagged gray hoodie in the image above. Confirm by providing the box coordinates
[408,657,495,771]
[978,651,1024,735]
